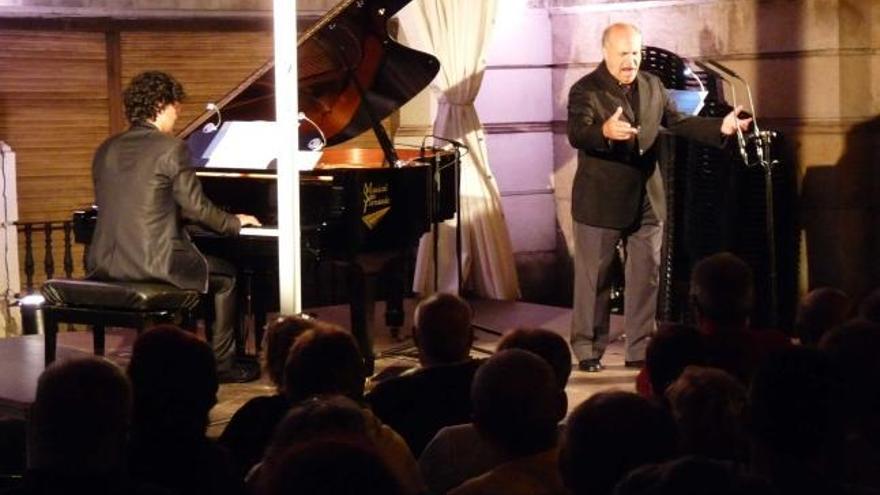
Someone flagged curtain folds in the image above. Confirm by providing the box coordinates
[400,0,520,300]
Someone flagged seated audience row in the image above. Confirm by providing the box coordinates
[7,255,880,495]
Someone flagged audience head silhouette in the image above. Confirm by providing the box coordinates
[795,287,850,346]
[857,287,880,324]
[255,395,374,491]
[616,455,773,495]
[263,315,340,390]
[665,366,748,462]
[266,395,368,456]
[127,325,217,435]
[644,324,706,400]
[819,319,880,448]
[471,349,566,458]
[748,347,845,481]
[497,327,573,390]
[690,252,754,329]
[27,357,130,475]
[283,327,366,404]
[261,438,403,495]
[413,292,474,366]
[560,391,677,495]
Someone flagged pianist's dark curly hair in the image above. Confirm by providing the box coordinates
[123,71,186,124]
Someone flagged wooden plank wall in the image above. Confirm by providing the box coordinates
[0,27,277,289]
[0,30,108,290]
[119,31,274,134]
[0,22,388,291]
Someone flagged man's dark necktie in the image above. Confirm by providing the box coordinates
[620,83,639,123]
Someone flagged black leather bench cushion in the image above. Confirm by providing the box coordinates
[40,279,200,312]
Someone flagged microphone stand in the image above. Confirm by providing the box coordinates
[427,136,466,296]
[454,144,462,296]
[420,137,502,337]
[420,135,441,293]
[700,60,780,328]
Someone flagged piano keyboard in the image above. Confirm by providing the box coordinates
[240,227,279,237]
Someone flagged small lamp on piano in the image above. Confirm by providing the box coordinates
[298,112,326,151]
[203,102,222,133]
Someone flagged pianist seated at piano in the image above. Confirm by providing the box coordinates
[86,71,262,383]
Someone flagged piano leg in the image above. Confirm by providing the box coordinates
[346,262,376,376]
[382,254,407,341]
[237,269,269,355]
[236,271,252,355]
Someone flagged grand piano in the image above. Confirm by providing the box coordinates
[183,0,459,371]
[76,0,457,372]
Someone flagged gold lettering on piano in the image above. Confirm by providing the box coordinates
[362,182,391,229]
[362,206,391,230]
[362,182,391,213]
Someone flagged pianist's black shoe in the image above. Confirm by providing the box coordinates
[218,361,261,384]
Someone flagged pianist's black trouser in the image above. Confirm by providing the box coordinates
[207,256,237,372]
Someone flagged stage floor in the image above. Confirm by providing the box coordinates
[0,299,637,434]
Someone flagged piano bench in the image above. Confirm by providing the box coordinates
[39,279,200,366]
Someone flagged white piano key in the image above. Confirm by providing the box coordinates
[240,227,279,237]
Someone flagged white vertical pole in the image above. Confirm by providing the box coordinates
[0,142,21,336]
[273,0,301,314]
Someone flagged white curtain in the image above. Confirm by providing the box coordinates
[400,0,520,300]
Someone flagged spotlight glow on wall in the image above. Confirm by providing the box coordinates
[493,0,530,39]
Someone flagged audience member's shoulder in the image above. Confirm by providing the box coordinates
[616,456,772,495]
[416,358,483,381]
[365,371,419,411]
[360,406,416,456]
[359,406,395,437]
[434,423,481,442]
[236,394,288,416]
[369,359,482,398]
[221,394,289,435]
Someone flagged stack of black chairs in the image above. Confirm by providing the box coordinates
[640,46,799,331]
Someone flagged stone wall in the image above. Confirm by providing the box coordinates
[543,0,880,302]
[2,0,877,305]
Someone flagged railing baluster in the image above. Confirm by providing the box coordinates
[44,223,54,281]
[23,224,34,293]
[63,221,73,278]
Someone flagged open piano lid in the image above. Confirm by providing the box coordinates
[178,0,439,154]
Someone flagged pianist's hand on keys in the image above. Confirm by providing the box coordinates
[236,214,262,228]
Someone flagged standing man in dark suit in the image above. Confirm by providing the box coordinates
[567,23,750,372]
[87,71,261,382]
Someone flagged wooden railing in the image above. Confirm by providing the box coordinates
[14,219,417,312]
[17,220,80,294]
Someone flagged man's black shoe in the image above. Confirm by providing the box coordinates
[578,359,604,373]
[624,360,646,369]
[218,362,261,383]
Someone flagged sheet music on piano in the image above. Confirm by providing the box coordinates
[200,121,324,171]
[203,121,277,169]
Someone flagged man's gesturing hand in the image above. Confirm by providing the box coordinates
[602,106,639,141]
[721,105,753,136]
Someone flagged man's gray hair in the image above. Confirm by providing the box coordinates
[601,23,642,47]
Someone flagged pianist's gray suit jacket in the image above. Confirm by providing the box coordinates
[87,122,240,292]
